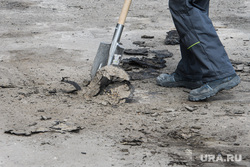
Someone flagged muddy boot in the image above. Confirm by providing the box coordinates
[189,74,241,101]
[156,73,203,89]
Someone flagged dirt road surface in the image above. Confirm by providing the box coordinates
[0,0,250,167]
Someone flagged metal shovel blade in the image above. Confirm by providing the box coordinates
[90,42,124,79]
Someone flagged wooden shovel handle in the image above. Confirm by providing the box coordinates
[118,0,132,25]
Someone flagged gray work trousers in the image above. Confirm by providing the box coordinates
[169,0,235,82]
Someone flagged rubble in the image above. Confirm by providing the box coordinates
[122,56,166,69]
[132,41,146,47]
[121,138,143,146]
[5,121,82,136]
[124,48,149,56]
[165,30,180,45]
[141,35,154,39]
[84,65,133,105]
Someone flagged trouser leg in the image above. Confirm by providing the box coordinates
[169,0,235,82]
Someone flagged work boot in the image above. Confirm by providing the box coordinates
[189,74,241,101]
[156,73,203,89]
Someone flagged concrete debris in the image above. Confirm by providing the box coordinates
[5,121,82,136]
[231,60,250,73]
[124,48,149,56]
[243,37,250,41]
[151,113,160,117]
[50,121,81,133]
[165,30,180,45]
[127,68,160,80]
[141,35,154,39]
[122,57,166,69]
[185,106,198,112]
[40,115,52,120]
[235,64,244,71]
[132,41,146,47]
[151,50,173,59]
[4,129,34,136]
[85,65,130,97]
[84,65,132,105]
[165,108,175,113]
[121,138,143,146]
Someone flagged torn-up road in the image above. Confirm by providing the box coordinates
[0,0,250,167]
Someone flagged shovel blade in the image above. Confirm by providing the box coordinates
[90,42,124,79]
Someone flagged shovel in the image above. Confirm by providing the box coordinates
[90,0,132,79]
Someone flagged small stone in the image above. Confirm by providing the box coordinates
[243,66,250,73]
[158,143,169,147]
[234,111,245,115]
[41,142,51,145]
[243,37,250,41]
[151,113,159,117]
[28,122,37,127]
[143,111,154,115]
[191,126,201,129]
[40,116,51,120]
[133,41,146,47]
[120,149,129,153]
[165,108,175,113]
[48,89,57,94]
[141,35,154,39]
[185,106,196,112]
[191,126,201,133]
[235,64,244,71]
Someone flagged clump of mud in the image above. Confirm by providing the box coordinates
[84,65,133,105]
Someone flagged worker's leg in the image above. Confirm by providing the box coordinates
[158,0,240,101]
[169,0,235,82]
